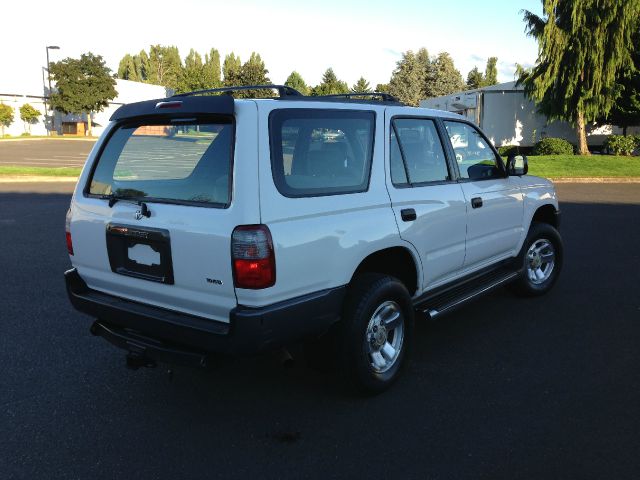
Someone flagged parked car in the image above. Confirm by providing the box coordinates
[65,85,562,393]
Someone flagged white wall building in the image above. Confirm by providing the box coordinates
[420,81,639,148]
[0,74,169,137]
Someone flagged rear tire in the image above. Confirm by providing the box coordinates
[511,222,563,296]
[340,273,414,394]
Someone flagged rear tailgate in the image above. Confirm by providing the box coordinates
[69,97,259,322]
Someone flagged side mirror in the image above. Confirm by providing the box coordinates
[507,154,528,176]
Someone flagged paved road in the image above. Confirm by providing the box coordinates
[1,183,639,479]
[0,139,95,167]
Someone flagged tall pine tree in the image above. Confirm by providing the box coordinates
[519,0,640,154]
[285,71,309,95]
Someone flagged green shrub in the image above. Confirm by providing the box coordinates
[20,132,31,137]
[604,135,636,156]
[533,137,574,156]
[498,145,520,156]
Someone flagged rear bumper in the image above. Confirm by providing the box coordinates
[65,268,345,362]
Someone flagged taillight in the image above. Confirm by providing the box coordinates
[65,208,74,255]
[231,225,275,289]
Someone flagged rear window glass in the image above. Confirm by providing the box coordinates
[269,109,375,197]
[88,118,233,206]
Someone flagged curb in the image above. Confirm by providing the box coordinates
[0,137,97,143]
[0,176,79,183]
[550,177,640,184]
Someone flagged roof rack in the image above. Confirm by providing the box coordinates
[314,92,402,103]
[173,84,303,98]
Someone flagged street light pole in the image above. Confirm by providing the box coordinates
[45,45,60,135]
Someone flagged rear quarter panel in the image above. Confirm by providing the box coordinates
[236,101,421,307]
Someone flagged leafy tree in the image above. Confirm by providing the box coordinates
[466,66,483,89]
[147,45,182,89]
[49,52,117,136]
[239,52,271,97]
[375,83,390,93]
[177,49,205,93]
[425,52,464,98]
[519,0,640,155]
[311,68,349,96]
[389,50,428,106]
[203,48,221,88]
[285,71,309,95]
[223,53,242,87]
[351,77,372,93]
[0,103,14,136]
[483,57,498,86]
[19,103,41,133]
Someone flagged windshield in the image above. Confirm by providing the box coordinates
[88,117,233,207]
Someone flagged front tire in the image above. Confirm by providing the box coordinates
[340,273,414,394]
[511,222,563,296]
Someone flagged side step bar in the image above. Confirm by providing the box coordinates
[414,268,520,320]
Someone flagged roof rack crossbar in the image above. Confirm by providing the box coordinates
[314,92,402,103]
[173,84,303,98]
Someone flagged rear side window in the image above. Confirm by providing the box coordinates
[391,118,450,186]
[88,118,233,207]
[269,109,375,197]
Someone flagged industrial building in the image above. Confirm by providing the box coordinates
[420,81,639,148]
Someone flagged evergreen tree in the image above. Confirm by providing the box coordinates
[19,103,41,134]
[606,28,640,135]
[514,63,530,81]
[136,50,150,81]
[203,48,221,88]
[519,0,640,155]
[117,54,138,81]
[239,52,271,97]
[425,52,464,98]
[311,68,349,95]
[388,51,425,106]
[49,52,117,136]
[483,57,498,86]
[177,49,205,93]
[285,71,309,95]
[375,83,390,94]
[466,66,483,90]
[223,53,242,87]
[351,77,372,93]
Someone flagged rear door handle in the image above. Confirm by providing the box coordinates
[401,208,417,222]
[471,197,483,209]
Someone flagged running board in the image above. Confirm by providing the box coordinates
[414,268,520,320]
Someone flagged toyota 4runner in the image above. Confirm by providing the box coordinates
[65,85,562,392]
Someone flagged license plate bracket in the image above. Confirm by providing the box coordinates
[106,224,174,284]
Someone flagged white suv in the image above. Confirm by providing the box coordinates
[65,85,562,392]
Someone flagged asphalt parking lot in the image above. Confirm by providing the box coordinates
[1,182,639,479]
[0,139,95,167]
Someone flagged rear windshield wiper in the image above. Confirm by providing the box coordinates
[101,194,151,217]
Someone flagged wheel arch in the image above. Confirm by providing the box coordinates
[531,203,560,229]
[350,246,421,296]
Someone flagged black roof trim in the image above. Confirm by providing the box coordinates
[172,84,302,98]
[110,94,234,121]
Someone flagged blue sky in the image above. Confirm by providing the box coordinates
[5,0,543,92]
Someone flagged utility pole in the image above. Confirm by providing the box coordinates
[45,45,60,135]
